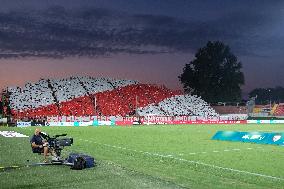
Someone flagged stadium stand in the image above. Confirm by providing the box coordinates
[50,77,87,103]
[4,76,220,119]
[8,79,54,110]
[78,76,114,94]
[59,95,95,116]
[270,104,278,115]
[252,105,272,116]
[137,94,219,118]
[253,107,262,113]
[212,106,247,114]
[91,84,181,116]
[274,103,284,116]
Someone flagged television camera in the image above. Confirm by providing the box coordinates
[40,132,73,163]
[28,131,95,170]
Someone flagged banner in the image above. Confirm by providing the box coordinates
[212,131,284,146]
[98,121,112,126]
[115,121,133,126]
[31,121,45,126]
[46,122,74,126]
[17,122,31,127]
[78,121,93,126]
[247,120,284,124]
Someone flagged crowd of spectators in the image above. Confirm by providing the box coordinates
[8,79,54,110]
[79,77,114,94]
[137,94,219,119]
[51,77,87,102]
[6,76,221,119]
[7,76,140,118]
[91,84,181,116]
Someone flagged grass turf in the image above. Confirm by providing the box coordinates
[0,124,284,189]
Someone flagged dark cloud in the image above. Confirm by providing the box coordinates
[0,2,283,58]
[0,7,193,58]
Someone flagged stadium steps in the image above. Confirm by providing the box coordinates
[157,105,169,115]
[78,78,96,114]
[270,104,278,115]
[3,92,11,116]
[274,103,284,116]
[6,77,194,118]
[253,107,262,113]
[0,92,11,117]
[47,79,62,116]
[107,81,116,90]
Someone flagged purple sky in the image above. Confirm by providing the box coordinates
[0,53,191,90]
[0,0,284,95]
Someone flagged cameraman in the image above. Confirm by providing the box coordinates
[30,128,49,162]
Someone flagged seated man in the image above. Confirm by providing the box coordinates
[30,128,49,162]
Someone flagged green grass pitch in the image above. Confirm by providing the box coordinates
[0,124,284,189]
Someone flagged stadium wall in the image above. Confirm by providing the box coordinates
[15,116,284,127]
[17,120,284,127]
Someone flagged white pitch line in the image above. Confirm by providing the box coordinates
[183,148,255,156]
[78,138,284,181]
[79,139,258,156]
[172,157,284,181]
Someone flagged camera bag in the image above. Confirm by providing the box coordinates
[71,156,86,170]
[67,153,95,169]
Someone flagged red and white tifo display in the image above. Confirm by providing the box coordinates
[6,76,219,120]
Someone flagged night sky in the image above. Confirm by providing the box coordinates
[0,0,283,96]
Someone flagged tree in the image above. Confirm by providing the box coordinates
[249,87,284,104]
[179,41,244,103]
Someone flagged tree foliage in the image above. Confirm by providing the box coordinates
[179,41,244,103]
[249,87,284,104]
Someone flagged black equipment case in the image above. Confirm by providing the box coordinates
[67,153,95,168]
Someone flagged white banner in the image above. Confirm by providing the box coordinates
[46,122,74,126]
[0,131,29,137]
[247,120,284,124]
[98,121,112,125]
[45,122,93,126]
[78,122,93,126]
